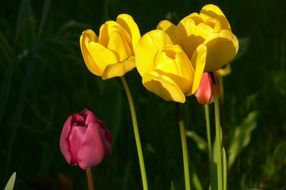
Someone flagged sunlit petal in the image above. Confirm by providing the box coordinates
[135,30,173,76]
[142,70,186,103]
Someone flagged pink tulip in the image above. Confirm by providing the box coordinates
[195,72,217,105]
[60,108,112,169]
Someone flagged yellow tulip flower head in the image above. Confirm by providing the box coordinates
[80,14,141,79]
[135,30,207,103]
[158,4,239,72]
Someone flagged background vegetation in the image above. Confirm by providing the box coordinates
[1,0,286,189]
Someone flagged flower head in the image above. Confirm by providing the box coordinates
[80,14,141,79]
[195,72,214,104]
[157,4,239,72]
[135,30,207,103]
[60,108,112,169]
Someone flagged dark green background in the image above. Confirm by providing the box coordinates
[1,0,286,189]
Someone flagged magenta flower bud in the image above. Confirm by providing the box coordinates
[60,108,112,169]
[195,73,214,105]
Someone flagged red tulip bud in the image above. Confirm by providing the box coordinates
[60,108,112,169]
[195,72,217,105]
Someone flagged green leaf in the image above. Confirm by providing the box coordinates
[228,111,258,168]
[37,0,51,40]
[170,180,175,190]
[192,171,203,190]
[15,0,31,43]
[210,160,217,190]
[4,172,16,190]
[222,148,227,190]
[185,130,207,152]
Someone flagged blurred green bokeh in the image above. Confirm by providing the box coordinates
[1,0,286,189]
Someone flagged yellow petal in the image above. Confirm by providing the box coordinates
[80,29,100,75]
[182,13,204,25]
[157,20,177,43]
[204,29,239,71]
[154,44,194,93]
[116,14,141,53]
[176,17,211,58]
[188,44,207,95]
[200,4,231,31]
[86,41,118,75]
[102,57,136,79]
[80,29,117,76]
[107,29,132,61]
[98,21,132,50]
[135,30,173,76]
[142,70,186,103]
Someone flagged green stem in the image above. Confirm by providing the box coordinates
[178,104,191,190]
[218,75,224,103]
[86,168,95,190]
[213,85,223,190]
[120,77,148,190]
[204,104,212,165]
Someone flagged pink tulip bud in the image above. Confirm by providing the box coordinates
[195,72,216,105]
[60,108,112,169]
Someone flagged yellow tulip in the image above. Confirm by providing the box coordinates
[157,4,239,72]
[135,30,207,103]
[80,14,141,79]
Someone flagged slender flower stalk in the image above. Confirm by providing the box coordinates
[178,104,191,190]
[86,168,95,190]
[213,83,223,190]
[120,76,148,190]
[218,75,224,103]
[204,104,212,166]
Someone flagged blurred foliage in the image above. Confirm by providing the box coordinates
[228,111,258,169]
[1,0,286,189]
[4,172,16,190]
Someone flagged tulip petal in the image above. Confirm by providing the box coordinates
[204,30,239,71]
[142,70,186,103]
[200,4,231,31]
[69,126,87,165]
[195,72,213,104]
[81,108,98,125]
[107,29,132,61]
[154,45,194,93]
[102,57,136,79]
[86,42,118,74]
[189,44,207,95]
[135,30,173,76]
[60,116,73,164]
[157,20,177,43]
[98,21,132,61]
[78,123,108,169]
[99,21,131,48]
[80,29,103,76]
[176,17,211,58]
[116,14,141,52]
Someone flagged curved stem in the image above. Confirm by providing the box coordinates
[86,168,95,190]
[120,77,148,190]
[204,104,212,165]
[213,85,223,190]
[178,104,191,190]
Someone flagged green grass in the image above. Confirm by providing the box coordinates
[1,0,286,189]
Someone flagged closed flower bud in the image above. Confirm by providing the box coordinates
[60,108,112,169]
[195,72,214,104]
